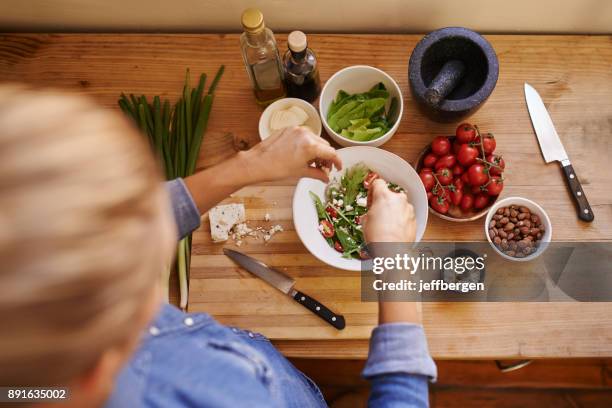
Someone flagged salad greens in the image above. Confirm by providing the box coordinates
[310,163,403,259]
[326,83,398,141]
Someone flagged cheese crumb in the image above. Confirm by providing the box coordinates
[264,213,271,222]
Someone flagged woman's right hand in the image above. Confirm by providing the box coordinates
[362,178,421,325]
[362,178,416,244]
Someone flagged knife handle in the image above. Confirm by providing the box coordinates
[293,290,346,330]
[561,163,594,222]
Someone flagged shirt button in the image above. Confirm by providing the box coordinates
[231,328,238,333]
[149,326,160,336]
[248,332,255,338]
[184,317,194,327]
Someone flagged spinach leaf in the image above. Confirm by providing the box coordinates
[309,191,327,220]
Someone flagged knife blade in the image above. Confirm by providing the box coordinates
[524,83,594,222]
[223,248,346,330]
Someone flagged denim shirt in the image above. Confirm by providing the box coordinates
[105,179,437,408]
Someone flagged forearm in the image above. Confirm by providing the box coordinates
[183,151,261,214]
[379,301,422,325]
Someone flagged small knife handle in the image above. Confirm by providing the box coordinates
[293,290,346,330]
[561,163,594,222]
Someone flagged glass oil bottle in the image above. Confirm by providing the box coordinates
[283,31,321,102]
[240,9,286,105]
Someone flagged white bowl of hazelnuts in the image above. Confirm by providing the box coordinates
[485,197,552,262]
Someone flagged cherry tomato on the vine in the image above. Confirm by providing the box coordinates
[486,154,505,177]
[423,153,438,168]
[460,193,474,212]
[474,193,490,209]
[457,144,479,167]
[419,170,435,192]
[456,123,477,144]
[452,164,464,176]
[486,176,504,196]
[436,167,453,185]
[481,134,496,154]
[431,136,451,156]
[453,141,463,155]
[450,188,463,206]
[434,154,457,171]
[461,172,471,185]
[453,178,464,192]
[468,163,489,186]
[430,195,450,214]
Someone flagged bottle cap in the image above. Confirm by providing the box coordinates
[241,8,265,33]
[288,31,307,53]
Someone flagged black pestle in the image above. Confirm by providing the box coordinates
[424,59,465,107]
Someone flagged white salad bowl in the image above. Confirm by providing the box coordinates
[293,146,428,271]
[485,197,552,262]
[258,97,322,140]
[319,65,403,148]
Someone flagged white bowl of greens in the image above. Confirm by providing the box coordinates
[319,65,403,147]
[293,147,428,271]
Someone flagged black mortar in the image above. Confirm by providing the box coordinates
[409,27,499,123]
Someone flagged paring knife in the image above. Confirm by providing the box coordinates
[223,248,346,330]
[524,83,594,222]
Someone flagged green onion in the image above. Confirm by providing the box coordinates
[117,66,224,310]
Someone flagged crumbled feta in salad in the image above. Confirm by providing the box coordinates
[309,163,403,259]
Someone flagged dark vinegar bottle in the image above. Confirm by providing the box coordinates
[283,31,321,103]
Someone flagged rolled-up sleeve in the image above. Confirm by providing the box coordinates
[165,179,201,239]
[363,323,437,407]
[363,323,437,380]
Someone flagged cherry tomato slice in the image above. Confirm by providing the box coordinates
[334,241,344,252]
[358,248,371,259]
[363,171,379,189]
[325,206,338,218]
[319,220,335,238]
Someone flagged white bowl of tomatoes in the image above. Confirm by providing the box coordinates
[415,123,506,222]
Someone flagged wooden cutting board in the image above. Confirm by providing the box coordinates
[1,33,611,358]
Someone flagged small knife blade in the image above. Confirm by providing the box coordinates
[524,83,594,222]
[223,248,346,330]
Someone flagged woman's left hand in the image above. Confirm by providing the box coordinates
[241,126,342,183]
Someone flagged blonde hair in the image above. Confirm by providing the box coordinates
[0,85,168,386]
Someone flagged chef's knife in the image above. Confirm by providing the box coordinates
[524,83,594,222]
[223,248,346,330]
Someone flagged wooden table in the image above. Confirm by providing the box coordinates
[1,34,611,359]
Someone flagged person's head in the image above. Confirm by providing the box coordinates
[0,86,177,406]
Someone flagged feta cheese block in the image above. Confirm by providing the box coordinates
[209,203,246,242]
